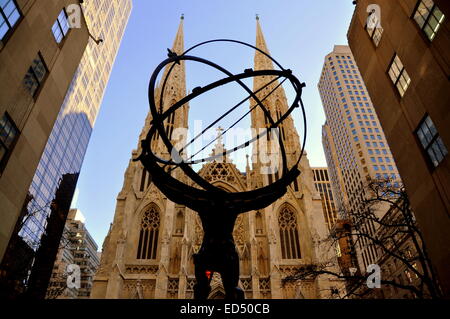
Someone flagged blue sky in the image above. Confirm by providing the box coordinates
[74,0,355,249]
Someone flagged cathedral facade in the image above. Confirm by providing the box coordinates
[91,18,340,299]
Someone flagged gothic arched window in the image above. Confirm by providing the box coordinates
[278,205,301,259]
[137,205,160,259]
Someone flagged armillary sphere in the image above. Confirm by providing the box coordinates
[135,39,307,299]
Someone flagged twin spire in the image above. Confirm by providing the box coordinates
[165,15,275,162]
[171,14,269,56]
[166,13,274,98]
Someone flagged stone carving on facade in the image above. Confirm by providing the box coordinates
[233,215,246,254]
[193,214,204,253]
[240,278,253,291]
[268,227,277,244]
[167,278,179,299]
[161,229,170,245]
[259,277,271,298]
[123,279,154,299]
[125,265,159,275]
[279,266,302,277]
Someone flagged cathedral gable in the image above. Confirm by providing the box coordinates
[199,161,246,191]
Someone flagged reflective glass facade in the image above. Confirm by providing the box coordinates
[19,0,132,249]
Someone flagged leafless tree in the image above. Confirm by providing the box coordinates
[45,271,69,299]
[0,195,50,298]
[283,179,443,299]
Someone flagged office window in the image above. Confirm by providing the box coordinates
[0,0,21,40]
[416,115,448,167]
[23,53,48,97]
[52,9,70,43]
[388,54,411,97]
[413,0,445,41]
[0,113,19,168]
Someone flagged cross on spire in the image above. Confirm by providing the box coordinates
[216,126,224,145]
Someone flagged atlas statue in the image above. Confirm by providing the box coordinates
[135,39,307,299]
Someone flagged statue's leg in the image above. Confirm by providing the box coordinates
[221,250,245,300]
[193,254,210,300]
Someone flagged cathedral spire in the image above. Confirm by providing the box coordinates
[171,14,185,55]
[254,17,273,71]
[143,16,188,142]
[251,17,301,159]
[159,16,187,116]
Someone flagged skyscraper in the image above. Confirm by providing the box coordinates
[19,0,132,249]
[347,0,449,296]
[0,0,89,263]
[91,17,339,299]
[46,209,100,299]
[311,167,338,231]
[319,45,402,270]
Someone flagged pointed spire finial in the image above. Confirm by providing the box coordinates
[255,13,270,60]
[216,126,224,145]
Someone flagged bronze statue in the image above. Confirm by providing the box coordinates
[136,40,306,299]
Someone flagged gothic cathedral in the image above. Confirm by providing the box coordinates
[91,17,339,299]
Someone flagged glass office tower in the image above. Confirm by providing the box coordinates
[19,0,132,248]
